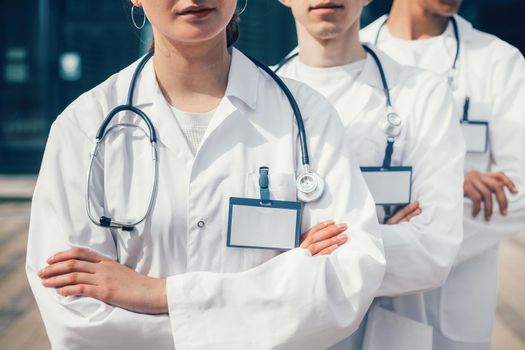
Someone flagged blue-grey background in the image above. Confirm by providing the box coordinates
[1,0,524,174]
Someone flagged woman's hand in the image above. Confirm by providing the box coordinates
[39,248,168,314]
[386,201,422,225]
[300,220,348,256]
[464,170,518,221]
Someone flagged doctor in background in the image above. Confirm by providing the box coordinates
[277,0,465,349]
[361,0,525,349]
[27,0,386,349]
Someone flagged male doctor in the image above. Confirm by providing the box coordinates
[277,0,465,349]
[361,0,525,349]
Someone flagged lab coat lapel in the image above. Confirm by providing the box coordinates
[131,57,197,162]
[349,48,399,120]
[150,89,195,163]
[125,49,260,163]
[197,49,259,154]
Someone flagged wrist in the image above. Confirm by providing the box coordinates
[148,277,168,314]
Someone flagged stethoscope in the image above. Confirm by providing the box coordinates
[274,45,403,170]
[375,16,474,124]
[374,16,461,88]
[86,51,325,232]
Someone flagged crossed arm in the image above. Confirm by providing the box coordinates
[38,221,350,314]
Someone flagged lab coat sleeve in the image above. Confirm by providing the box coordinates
[377,76,465,296]
[456,47,525,264]
[166,84,385,350]
[26,116,174,350]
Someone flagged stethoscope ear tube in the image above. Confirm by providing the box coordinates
[87,51,159,232]
[374,16,461,87]
[96,105,157,143]
[246,55,310,167]
[363,45,392,109]
[249,55,327,202]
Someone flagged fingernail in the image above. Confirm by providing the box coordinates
[47,255,54,263]
[337,233,348,242]
[325,219,335,225]
[338,223,348,229]
[502,209,507,215]
[330,244,338,250]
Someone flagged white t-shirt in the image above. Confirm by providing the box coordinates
[169,105,215,155]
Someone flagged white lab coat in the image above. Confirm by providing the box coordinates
[362,15,525,348]
[26,48,386,350]
[278,46,465,349]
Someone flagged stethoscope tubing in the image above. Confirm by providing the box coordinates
[86,50,317,231]
[374,16,460,83]
[86,52,159,231]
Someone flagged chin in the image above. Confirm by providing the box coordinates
[310,22,346,40]
[436,0,462,15]
[171,25,221,44]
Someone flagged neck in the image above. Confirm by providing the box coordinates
[152,30,231,113]
[296,21,366,68]
[388,1,450,40]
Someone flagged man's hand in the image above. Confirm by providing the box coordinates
[386,201,422,225]
[464,171,518,221]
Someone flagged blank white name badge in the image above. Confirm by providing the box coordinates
[227,198,303,250]
[460,120,489,153]
[360,166,413,206]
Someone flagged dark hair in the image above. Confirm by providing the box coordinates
[226,13,241,47]
[149,12,240,52]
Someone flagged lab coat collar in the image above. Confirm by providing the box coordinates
[357,44,401,91]
[284,44,400,90]
[368,14,475,44]
[116,48,261,160]
[452,15,475,43]
[225,48,259,110]
[343,45,401,121]
[431,14,475,43]
[281,43,399,119]
[122,48,259,110]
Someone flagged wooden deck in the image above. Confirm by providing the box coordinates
[0,201,524,349]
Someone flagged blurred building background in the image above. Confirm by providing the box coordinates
[1,0,524,174]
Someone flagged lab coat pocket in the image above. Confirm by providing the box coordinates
[244,172,297,201]
[242,172,297,269]
[363,305,433,350]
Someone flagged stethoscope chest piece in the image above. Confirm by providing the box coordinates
[381,110,402,138]
[296,170,325,202]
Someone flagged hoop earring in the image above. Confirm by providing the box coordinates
[131,5,146,30]
[238,0,248,15]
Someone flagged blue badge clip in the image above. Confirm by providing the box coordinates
[259,166,271,205]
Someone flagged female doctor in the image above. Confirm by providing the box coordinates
[277,0,465,349]
[27,1,386,349]
[361,0,525,348]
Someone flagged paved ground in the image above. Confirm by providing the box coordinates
[0,199,524,349]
